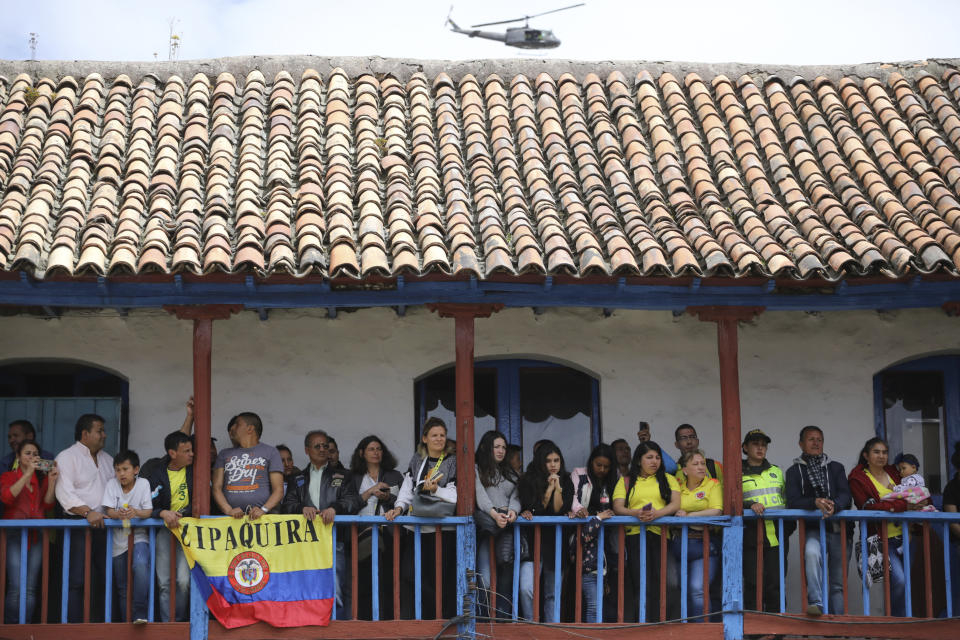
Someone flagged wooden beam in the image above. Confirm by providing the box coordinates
[192,317,213,516]
[688,306,763,515]
[476,622,723,639]
[743,612,958,639]
[166,305,240,515]
[0,623,189,639]
[206,619,446,639]
[427,303,502,517]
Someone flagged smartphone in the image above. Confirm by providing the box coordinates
[641,502,653,511]
[35,459,55,472]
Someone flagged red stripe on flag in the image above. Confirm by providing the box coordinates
[206,588,333,628]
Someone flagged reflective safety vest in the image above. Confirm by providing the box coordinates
[742,463,785,546]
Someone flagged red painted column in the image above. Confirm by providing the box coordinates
[166,304,241,516]
[429,303,502,517]
[454,312,476,517]
[192,318,213,516]
[689,306,763,515]
[716,316,744,514]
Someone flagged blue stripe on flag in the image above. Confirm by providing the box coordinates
[208,566,335,604]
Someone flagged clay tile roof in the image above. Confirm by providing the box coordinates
[2,57,960,281]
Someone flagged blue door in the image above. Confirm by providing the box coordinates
[0,397,123,460]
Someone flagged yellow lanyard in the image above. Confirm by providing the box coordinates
[427,454,445,480]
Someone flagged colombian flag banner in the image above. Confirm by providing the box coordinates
[173,515,334,628]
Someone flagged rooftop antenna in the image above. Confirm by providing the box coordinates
[167,18,181,61]
[28,33,38,60]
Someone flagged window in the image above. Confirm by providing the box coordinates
[0,361,128,456]
[415,359,601,470]
[874,356,960,495]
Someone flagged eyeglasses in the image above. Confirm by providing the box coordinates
[312,442,329,450]
[677,435,698,442]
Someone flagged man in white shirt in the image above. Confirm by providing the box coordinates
[54,413,115,623]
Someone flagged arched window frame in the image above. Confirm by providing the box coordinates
[415,358,602,451]
[873,354,960,494]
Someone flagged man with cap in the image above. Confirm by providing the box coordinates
[741,428,787,614]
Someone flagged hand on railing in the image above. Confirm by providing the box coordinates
[813,497,836,517]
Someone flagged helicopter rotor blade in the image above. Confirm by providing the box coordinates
[470,16,528,28]
[525,2,586,21]
[470,2,585,28]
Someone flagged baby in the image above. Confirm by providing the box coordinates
[893,453,925,490]
[885,452,936,511]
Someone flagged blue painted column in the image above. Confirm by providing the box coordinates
[724,517,744,640]
[457,522,477,639]
[190,572,209,640]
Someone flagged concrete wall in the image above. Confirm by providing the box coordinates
[3,305,957,614]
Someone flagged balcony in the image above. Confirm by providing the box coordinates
[0,510,957,639]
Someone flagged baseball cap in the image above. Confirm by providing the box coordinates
[742,428,771,445]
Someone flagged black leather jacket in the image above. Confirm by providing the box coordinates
[281,465,362,515]
[141,455,194,519]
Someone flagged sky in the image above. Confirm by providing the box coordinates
[0,0,958,65]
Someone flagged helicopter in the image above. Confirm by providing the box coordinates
[446,3,585,50]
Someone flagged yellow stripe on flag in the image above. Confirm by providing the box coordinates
[172,515,333,576]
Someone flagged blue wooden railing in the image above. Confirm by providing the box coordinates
[0,510,958,640]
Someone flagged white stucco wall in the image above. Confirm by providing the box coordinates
[3,305,956,614]
[2,305,957,475]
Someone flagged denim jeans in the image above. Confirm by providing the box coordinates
[155,528,191,622]
[685,554,719,619]
[519,562,557,622]
[886,537,906,618]
[113,541,150,621]
[803,526,848,614]
[583,572,600,622]
[4,532,42,623]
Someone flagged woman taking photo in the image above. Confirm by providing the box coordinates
[847,437,909,617]
[569,443,618,622]
[672,449,722,620]
[474,430,520,619]
[385,417,457,620]
[348,435,403,620]
[612,441,680,622]
[518,442,573,622]
[1,441,58,623]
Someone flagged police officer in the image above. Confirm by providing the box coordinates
[741,428,786,613]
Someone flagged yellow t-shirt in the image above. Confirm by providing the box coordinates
[613,474,680,536]
[865,470,901,539]
[679,476,723,513]
[167,466,190,514]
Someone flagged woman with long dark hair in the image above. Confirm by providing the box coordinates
[612,440,680,622]
[569,443,618,622]
[348,435,403,620]
[518,442,574,622]
[474,430,520,619]
[385,417,458,619]
[847,437,910,616]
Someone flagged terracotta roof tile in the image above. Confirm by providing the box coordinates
[3,64,960,280]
